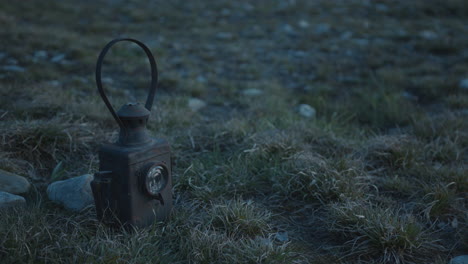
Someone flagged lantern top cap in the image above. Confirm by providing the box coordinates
[117,102,150,119]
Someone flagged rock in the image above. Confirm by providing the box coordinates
[188,98,206,112]
[51,53,65,63]
[33,50,48,60]
[275,231,289,242]
[196,75,207,83]
[419,30,438,40]
[298,20,309,29]
[0,169,31,195]
[242,88,263,96]
[0,191,26,208]
[402,91,418,101]
[2,65,25,72]
[282,24,296,35]
[298,104,316,118]
[216,32,233,40]
[459,79,468,90]
[375,4,388,12]
[340,31,353,40]
[450,256,468,264]
[47,174,94,211]
[314,23,331,35]
[0,52,7,60]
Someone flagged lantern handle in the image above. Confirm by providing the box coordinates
[96,38,159,128]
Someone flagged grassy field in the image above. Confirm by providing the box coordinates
[0,0,467,263]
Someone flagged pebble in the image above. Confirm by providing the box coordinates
[458,79,468,90]
[450,256,468,264]
[242,88,263,96]
[0,169,31,195]
[0,191,26,208]
[375,4,388,12]
[216,32,233,40]
[340,31,353,40]
[314,23,331,35]
[47,174,94,211]
[33,50,48,60]
[282,24,296,35]
[419,30,438,40]
[51,53,65,63]
[2,65,25,72]
[275,231,289,242]
[298,104,316,118]
[298,20,309,29]
[188,98,207,112]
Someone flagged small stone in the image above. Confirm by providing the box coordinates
[298,104,316,118]
[282,24,296,35]
[2,65,25,72]
[275,231,289,242]
[314,23,331,35]
[33,50,48,60]
[402,91,418,101]
[340,31,353,40]
[188,98,206,112]
[47,174,94,211]
[375,4,388,12]
[419,30,438,40]
[0,191,26,208]
[242,88,263,96]
[216,32,233,40]
[0,169,31,195]
[51,53,65,63]
[298,20,309,29]
[196,75,207,83]
[102,77,114,84]
[450,255,468,264]
[48,80,61,87]
[458,79,468,90]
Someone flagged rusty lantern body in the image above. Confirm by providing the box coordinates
[90,38,172,228]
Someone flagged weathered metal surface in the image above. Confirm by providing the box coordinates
[90,38,172,228]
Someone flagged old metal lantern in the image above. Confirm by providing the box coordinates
[90,38,172,228]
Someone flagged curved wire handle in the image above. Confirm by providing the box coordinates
[96,38,159,128]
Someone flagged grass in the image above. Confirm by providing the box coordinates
[0,0,467,263]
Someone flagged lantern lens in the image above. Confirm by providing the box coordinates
[145,165,168,196]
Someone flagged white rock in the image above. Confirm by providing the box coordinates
[450,255,468,264]
[298,104,316,118]
[459,79,468,90]
[0,191,26,208]
[188,98,206,112]
[51,53,65,63]
[419,30,438,40]
[33,50,48,60]
[2,65,25,72]
[314,23,331,35]
[275,231,289,242]
[298,20,309,29]
[216,32,233,40]
[282,24,296,35]
[47,174,94,211]
[375,4,388,12]
[340,31,353,40]
[242,88,263,96]
[0,169,31,195]
[196,75,207,83]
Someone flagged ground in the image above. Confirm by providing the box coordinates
[0,0,467,263]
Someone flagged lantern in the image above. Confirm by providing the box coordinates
[90,38,172,228]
